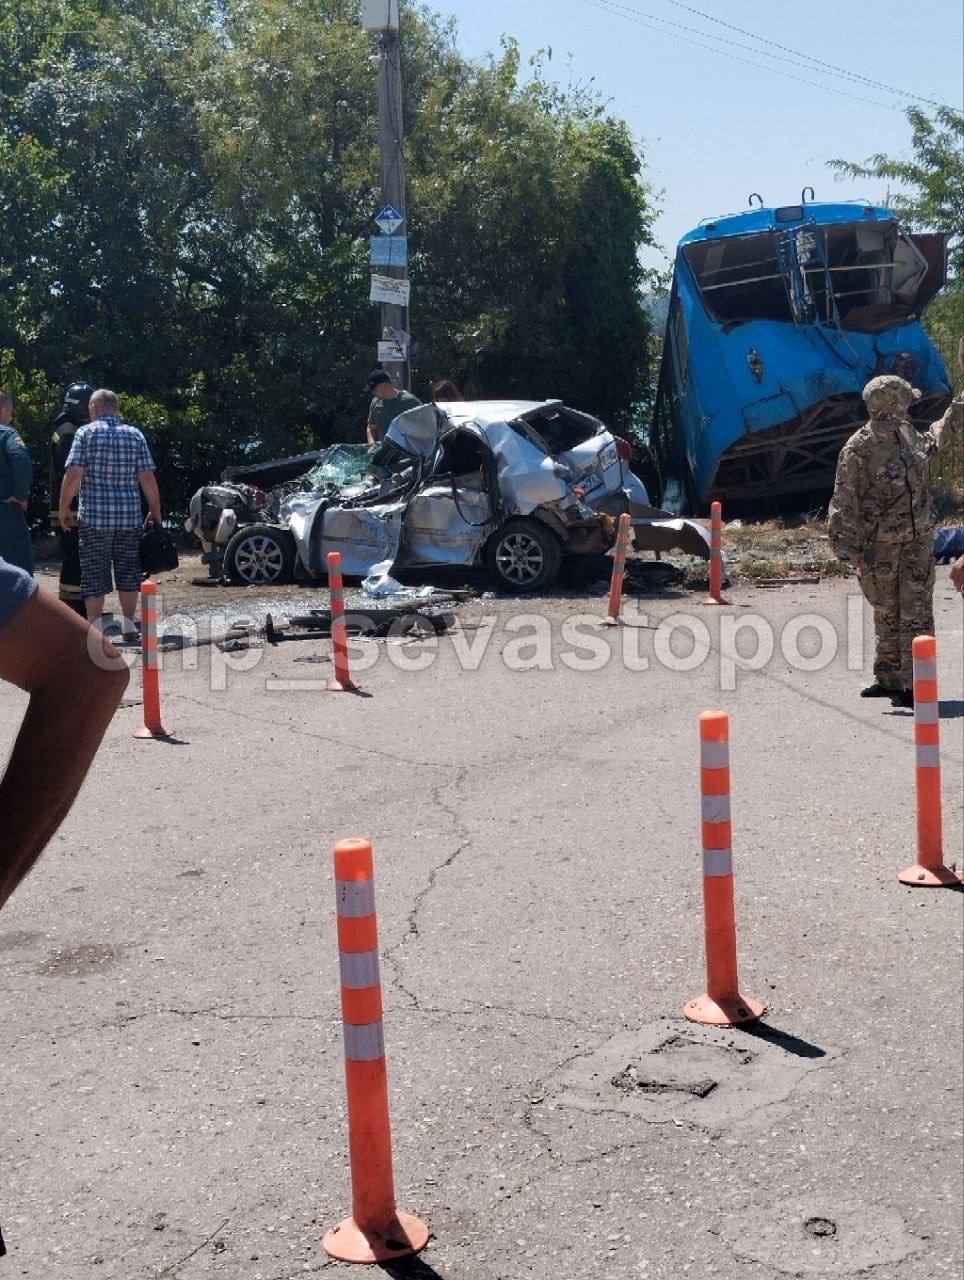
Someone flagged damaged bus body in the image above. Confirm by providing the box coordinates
[651,196,951,513]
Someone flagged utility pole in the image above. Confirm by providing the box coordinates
[376,21,411,390]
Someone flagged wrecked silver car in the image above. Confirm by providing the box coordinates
[185,400,710,592]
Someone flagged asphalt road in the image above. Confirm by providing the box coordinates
[1,570,961,1279]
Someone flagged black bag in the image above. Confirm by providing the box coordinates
[140,520,179,576]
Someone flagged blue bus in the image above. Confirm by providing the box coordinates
[651,194,951,513]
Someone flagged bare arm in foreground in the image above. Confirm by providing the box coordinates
[0,588,129,909]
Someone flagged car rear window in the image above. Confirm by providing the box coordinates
[519,407,605,455]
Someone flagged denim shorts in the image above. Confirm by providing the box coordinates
[0,554,38,630]
[79,526,142,598]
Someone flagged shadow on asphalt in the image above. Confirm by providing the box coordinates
[379,1259,449,1280]
[887,699,963,721]
[734,1021,827,1059]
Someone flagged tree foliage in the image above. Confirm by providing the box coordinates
[0,0,657,511]
[829,105,964,386]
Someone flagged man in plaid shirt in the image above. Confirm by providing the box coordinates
[58,388,162,634]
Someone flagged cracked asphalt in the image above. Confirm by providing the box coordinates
[1,570,962,1279]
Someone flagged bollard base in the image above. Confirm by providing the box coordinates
[602,615,623,627]
[684,993,766,1026]
[897,863,962,888]
[322,1211,430,1264]
[133,724,173,740]
[703,596,730,606]
[326,678,360,693]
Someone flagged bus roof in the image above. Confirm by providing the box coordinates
[679,201,896,246]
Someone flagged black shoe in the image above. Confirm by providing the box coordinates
[861,682,893,698]
[890,689,914,709]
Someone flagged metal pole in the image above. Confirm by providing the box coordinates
[377,27,410,391]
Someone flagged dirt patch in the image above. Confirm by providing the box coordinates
[724,1198,919,1274]
[36,943,122,978]
[0,930,41,953]
[678,517,853,586]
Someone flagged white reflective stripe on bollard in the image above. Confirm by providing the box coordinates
[701,795,731,823]
[339,949,381,990]
[700,741,729,769]
[343,1021,385,1063]
[336,879,376,917]
[143,615,158,668]
[916,744,941,768]
[702,848,733,878]
[914,658,937,680]
[915,702,939,724]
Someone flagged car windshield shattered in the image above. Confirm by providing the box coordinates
[301,444,374,490]
[185,400,710,592]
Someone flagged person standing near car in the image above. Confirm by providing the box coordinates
[50,381,95,617]
[0,389,34,575]
[365,369,421,445]
[57,388,162,635]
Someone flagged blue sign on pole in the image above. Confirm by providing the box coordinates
[374,203,405,235]
[370,235,408,268]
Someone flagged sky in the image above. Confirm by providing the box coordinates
[436,0,964,270]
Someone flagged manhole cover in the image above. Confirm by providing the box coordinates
[548,1020,832,1131]
[724,1199,918,1275]
[805,1217,837,1239]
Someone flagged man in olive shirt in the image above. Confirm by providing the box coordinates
[365,369,421,445]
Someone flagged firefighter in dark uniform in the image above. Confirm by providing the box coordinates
[0,390,34,573]
[50,382,94,617]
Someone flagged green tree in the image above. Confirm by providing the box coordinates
[0,0,657,512]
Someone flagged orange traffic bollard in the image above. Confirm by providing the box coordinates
[603,513,632,626]
[132,580,173,740]
[706,501,728,605]
[684,711,765,1026]
[323,839,429,1264]
[326,551,359,692]
[898,636,961,888]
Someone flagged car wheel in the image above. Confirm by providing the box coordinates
[486,518,563,593]
[223,524,296,585]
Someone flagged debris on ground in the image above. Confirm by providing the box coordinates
[362,559,439,601]
[264,605,457,645]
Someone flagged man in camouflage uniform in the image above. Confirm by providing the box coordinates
[829,374,962,708]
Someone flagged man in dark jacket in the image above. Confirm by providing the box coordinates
[0,389,34,574]
[50,382,94,617]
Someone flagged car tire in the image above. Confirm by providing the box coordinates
[485,518,563,593]
[223,524,296,585]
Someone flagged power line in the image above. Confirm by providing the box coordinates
[584,0,944,107]
[575,0,904,112]
[579,0,910,103]
[659,0,950,110]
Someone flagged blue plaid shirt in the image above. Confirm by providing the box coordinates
[66,416,155,530]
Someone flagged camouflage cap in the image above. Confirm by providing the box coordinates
[862,374,921,418]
